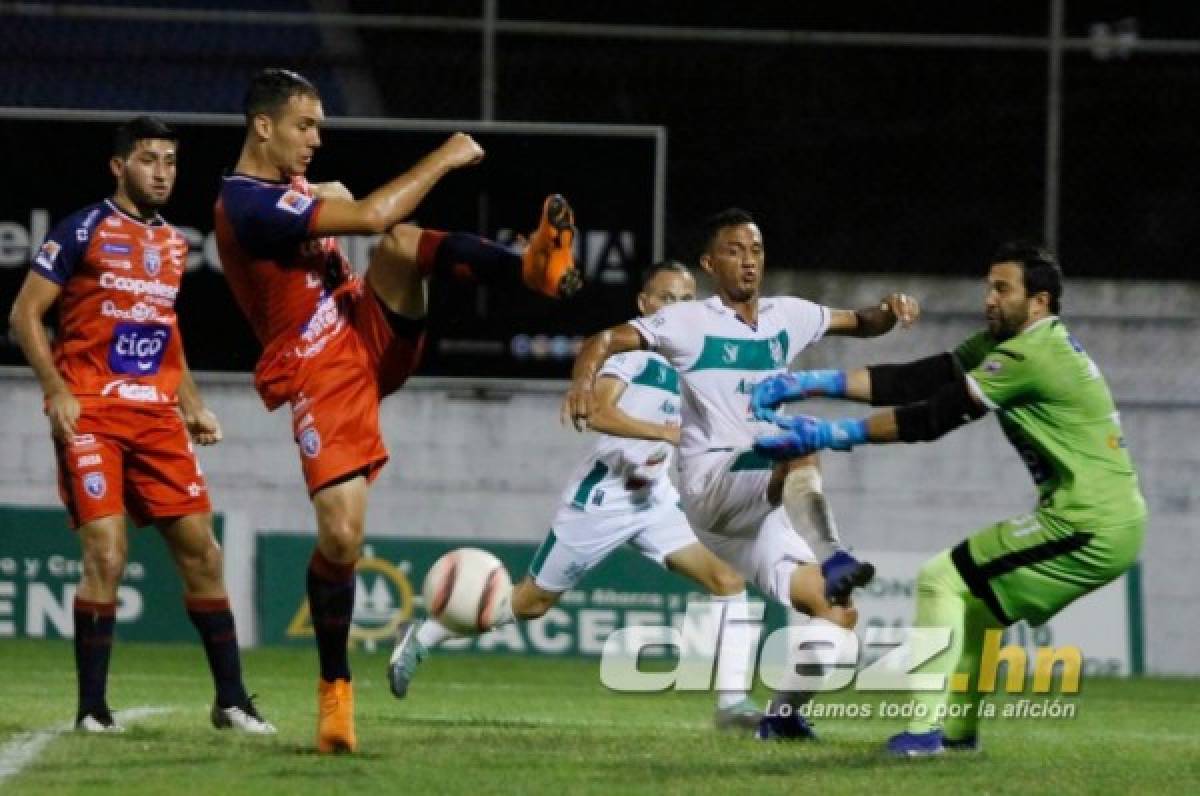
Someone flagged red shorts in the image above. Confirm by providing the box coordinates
[287,287,426,494]
[53,402,212,529]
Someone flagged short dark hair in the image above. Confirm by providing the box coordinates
[642,259,691,289]
[113,116,176,159]
[701,207,757,254]
[243,68,320,122]
[990,240,1063,313]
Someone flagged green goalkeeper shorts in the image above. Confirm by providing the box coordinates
[949,511,1145,626]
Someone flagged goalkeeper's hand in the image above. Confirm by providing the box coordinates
[753,414,867,460]
[750,370,847,421]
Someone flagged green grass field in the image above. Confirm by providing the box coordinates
[2,639,1197,795]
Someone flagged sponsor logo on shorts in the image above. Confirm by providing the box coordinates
[115,383,160,402]
[143,247,161,277]
[276,189,313,215]
[300,427,321,458]
[187,482,206,497]
[77,454,102,468]
[983,359,1003,374]
[83,472,106,499]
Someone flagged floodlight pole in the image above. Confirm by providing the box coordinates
[1044,0,1065,250]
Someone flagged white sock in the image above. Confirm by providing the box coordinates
[713,591,755,710]
[770,617,848,711]
[782,466,843,562]
[416,618,456,648]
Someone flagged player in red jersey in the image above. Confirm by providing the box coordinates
[213,68,578,753]
[8,117,274,735]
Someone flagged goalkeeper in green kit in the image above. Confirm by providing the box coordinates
[748,242,1147,756]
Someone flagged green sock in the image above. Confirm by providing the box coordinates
[942,596,1003,741]
[906,550,970,734]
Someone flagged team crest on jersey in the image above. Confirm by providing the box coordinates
[143,247,162,277]
[34,240,61,269]
[83,472,107,499]
[277,190,313,215]
[300,427,321,458]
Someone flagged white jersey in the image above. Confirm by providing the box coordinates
[558,350,681,514]
[630,295,831,468]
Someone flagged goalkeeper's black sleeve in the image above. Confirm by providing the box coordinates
[866,352,961,407]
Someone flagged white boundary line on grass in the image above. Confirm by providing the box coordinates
[0,706,172,786]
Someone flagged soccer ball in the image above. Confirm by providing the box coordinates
[422,548,513,635]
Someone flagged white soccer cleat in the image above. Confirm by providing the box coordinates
[211,697,277,734]
[76,709,125,733]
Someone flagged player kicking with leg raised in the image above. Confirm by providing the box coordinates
[751,242,1146,755]
[389,262,766,729]
[561,209,920,738]
[9,117,273,735]
[214,68,578,753]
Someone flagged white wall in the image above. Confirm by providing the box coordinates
[1,273,1195,672]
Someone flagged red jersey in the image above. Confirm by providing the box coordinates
[213,173,356,409]
[31,199,189,406]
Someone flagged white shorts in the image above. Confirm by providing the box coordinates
[529,502,697,592]
[682,449,816,605]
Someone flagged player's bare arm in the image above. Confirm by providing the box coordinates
[587,375,680,444]
[177,361,223,446]
[8,272,77,440]
[310,133,484,236]
[825,292,920,337]
[562,323,647,431]
[309,181,354,201]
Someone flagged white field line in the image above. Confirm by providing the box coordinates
[0,706,172,786]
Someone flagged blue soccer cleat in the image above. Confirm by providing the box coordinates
[821,550,875,605]
[887,729,946,757]
[756,710,818,741]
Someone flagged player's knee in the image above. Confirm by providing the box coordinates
[83,545,127,589]
[186,539,224,582]
[320,518,364,562]
[916,552,955,597]
[512,581,555,619]
[378,223,421,264]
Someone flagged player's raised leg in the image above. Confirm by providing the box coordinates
[365,195,580,319]
[158,513,275,734]
[770,457,874,605]
[662,543,762,729]
[309,476,369,753]
[73,514,127,733]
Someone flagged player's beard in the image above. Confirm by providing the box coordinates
[988,303,1029,340]
[126,180,169,215]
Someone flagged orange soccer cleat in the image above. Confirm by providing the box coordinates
[521,194,582,298]
[316,678,357,754]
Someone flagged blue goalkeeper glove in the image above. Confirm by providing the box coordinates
[750,370,847,421]
[753,415,868,460]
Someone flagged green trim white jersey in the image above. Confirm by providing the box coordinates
[630,295,831,466]
[559,350,681,514]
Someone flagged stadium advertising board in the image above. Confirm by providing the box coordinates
[0,505,223,642]
[256,536,1142,675]
[0,110,661,378]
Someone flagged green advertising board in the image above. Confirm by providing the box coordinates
[0,505,222,642]
[257,534,790,656]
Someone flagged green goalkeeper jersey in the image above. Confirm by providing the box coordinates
[953,316,1146,531]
